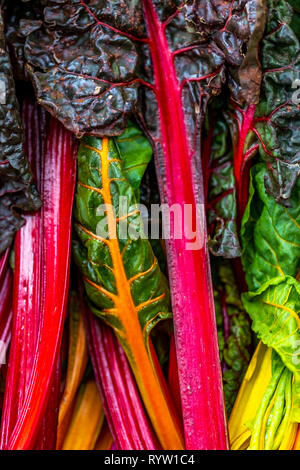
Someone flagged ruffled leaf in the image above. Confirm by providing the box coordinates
[203,104,241,258]
[242,276,300,421]
[251,0,300,203]
[0,7,41,254]
[241,163,300,291]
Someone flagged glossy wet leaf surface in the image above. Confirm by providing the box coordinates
[0,8,41,254]
[241,163,300,291]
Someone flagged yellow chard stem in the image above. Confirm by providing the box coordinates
[229,342,272,449]
[94,421,114,450]
[62,380,104,450]
[273,371,295,449]
[57,293,89,449]
[264,369,288,449]
[249,363,285,450]
[279,422,298,450]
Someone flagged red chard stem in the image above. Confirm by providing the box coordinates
[142,0,228,449]
[0,100,76,450]
[82,293,160,451]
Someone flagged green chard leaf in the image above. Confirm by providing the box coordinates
[241,163,300,291]
[0,7,41,254]
[287,0,300,40]
[225,0,300,216]
[242,276,300,421]
[139,159,168,275]
[115,121,152,200]
[203,102,241,258]
[212,259,252,415]
[253,0,300,203]
[72,123,185,449]
[72,124,171,344]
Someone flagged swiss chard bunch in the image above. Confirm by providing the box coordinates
[229,0,300,450]
[0,0,299,452]
[72,124,183,450]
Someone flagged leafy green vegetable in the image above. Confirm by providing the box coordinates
[72,124,184,449]
[115,121,152,199]
[242,276,300,420]
[2,0,43,82]
[72,127,171,341]
[252,0,300,203]
[8,1,267,448]
[248,354,294,449]
[139,160,167,275]
[287,0,300,40]
[203,104,241,258]
[0,7,41,254]
[241,163,300,291]
[224,0,300,219]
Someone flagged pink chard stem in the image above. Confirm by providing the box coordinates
[82,290,160,451]
[142,0,228,449]
[0,100,76,450]
[0,252,13,375]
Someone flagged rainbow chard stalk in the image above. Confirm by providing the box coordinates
[0,251,13,372]
[16,0,272,449]
[73,127,183,449]
[0,100,76,450]
[83,301,159,451]
[62,377,105,450]
[34,356,61,450]
[0,250,9,284]
[57,292,89,450]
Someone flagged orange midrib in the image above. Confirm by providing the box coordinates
[62,380,104,450]
[293,426,300,449]
[57,307,88,449]
[83,139,184,450]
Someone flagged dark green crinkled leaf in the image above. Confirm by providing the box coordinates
[0,7,41,254]
[18,0,144,137]
[242,276,300,420]
[287,0,300,40]
[2,0,43,81]
[212,259,252,415]
[185,0,267,106]
[12,0,261,145]
[241,163,300,291]
[253,0,300,203]
[8,0,265,264]
[225,0,300,215]
[204,103,241,258]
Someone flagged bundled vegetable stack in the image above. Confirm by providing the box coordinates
[0,0,299,450]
